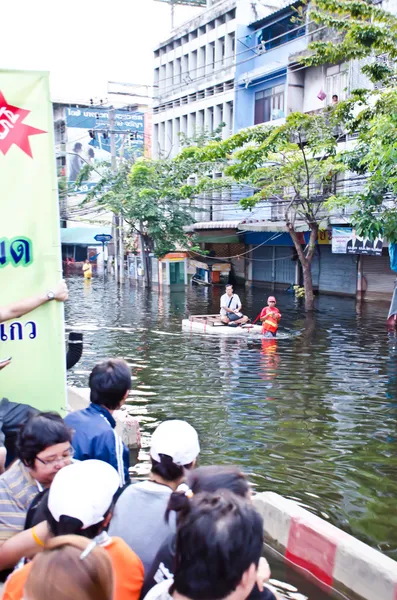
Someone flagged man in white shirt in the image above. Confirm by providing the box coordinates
[220,285,249,327]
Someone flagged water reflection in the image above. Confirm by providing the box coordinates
[65,276,397,563]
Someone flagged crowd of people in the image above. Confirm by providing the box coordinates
[0,354,280,600]
[0,281,280,600]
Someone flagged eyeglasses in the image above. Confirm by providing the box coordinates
[35,446,74,466]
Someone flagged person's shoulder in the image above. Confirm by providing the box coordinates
[0,460,24,488]
[3,561,32,598]
[64,406,92,423]
[107,536,144,568]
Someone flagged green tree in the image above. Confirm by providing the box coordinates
[178,111,347,311]
[78,124,226,286]
[300,0,397,242]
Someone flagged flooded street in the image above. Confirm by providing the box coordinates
[65,274,397,576]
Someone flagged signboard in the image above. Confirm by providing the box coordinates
[65,106,145,193]
[332,227,383,256]
[318,229,332,245]
[0,70,66,412]
[94,234,113,243]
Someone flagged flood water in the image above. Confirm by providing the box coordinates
[66,275,397,598]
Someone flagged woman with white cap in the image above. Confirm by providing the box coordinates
[109,420,200,575]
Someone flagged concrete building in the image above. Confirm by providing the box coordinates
[153,0,397,299]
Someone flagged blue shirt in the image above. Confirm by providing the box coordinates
[65,404,129,486]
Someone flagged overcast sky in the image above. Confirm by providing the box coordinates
[1,0,200,102]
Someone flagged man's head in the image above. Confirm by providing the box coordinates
[172,490,263,600]
[225,284,233,297]
[267,296,276,307]
[150,420,200,484]
[89,359,131,411]
[46,460,120,539]
[17,412,73,487]
[332,94,339,104]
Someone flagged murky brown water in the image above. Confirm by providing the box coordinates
[65,275,397,599]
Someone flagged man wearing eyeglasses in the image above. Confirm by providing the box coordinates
[0,412,73,550]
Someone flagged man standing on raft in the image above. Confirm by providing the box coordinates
[260,296,281,338]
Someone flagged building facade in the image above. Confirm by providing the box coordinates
[152,0,397,299]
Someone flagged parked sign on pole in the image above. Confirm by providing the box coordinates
[0,70,66,412]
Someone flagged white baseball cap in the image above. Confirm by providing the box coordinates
[48,460,120,529]
[150,420,200,466]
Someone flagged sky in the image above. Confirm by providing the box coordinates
[0,0,201,102]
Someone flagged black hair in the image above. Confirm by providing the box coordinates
[73,142,82,151]
[89,359,131,410]
[225,284,233,288]
[151,454,194,483]
[166,465,249,522]
[45,503,113,539]
[171,490,263,600]
[17,412,72,468]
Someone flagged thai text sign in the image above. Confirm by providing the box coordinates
[0,70,66,412]
[332,227,383,256]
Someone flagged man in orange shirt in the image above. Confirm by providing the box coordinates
[2,460,143,600]
[260,296,281,338]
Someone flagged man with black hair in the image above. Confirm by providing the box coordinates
[0,412,72,548]
[143,490,264,600]
[65,359,132,486]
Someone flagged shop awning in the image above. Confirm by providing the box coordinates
[60,227,112,246]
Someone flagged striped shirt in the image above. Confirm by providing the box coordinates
[0,460,38,542]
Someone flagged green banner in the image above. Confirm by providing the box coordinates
[0,70,66,412]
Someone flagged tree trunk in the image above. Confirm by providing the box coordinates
[138,226,151,288]
[302,262,314,311]
[287,223,317,312]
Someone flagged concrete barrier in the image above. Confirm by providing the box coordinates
[66,387,141,465]
[253,492,397,600]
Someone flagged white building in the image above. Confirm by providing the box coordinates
[153,0,240,158]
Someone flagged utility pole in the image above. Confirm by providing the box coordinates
[109,109,120,283]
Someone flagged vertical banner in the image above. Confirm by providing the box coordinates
[0,70,66,412]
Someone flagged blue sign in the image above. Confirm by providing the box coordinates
[94,234,113,243]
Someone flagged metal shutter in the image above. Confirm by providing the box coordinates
[363,254,396,300]
[252,245,273,282]
[312,246,357,296]
[275,247,296,285]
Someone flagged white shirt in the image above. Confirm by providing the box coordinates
[220,293,242,316]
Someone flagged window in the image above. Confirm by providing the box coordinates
[325,64,348,104]
[254,85,285,124]
[208,42,215,71]
[256,14,304,51]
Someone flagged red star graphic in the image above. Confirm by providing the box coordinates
[0,91,46,158]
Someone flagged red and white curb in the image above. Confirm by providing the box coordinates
[253,492,397,600]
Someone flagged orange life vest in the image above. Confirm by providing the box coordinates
[261,307,280,334]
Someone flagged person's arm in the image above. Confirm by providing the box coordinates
[0,281,69,324]
[260,308,268,321]
[0,521,49,570]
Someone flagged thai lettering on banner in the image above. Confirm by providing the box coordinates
[0,237,33,267]
[0,321,37,341]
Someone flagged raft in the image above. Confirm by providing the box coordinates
[182,315,263,336]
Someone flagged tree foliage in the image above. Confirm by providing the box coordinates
[77,124,227,257]
[302,0,397,84]
[177,110,349,309]
[301,0,397,242]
